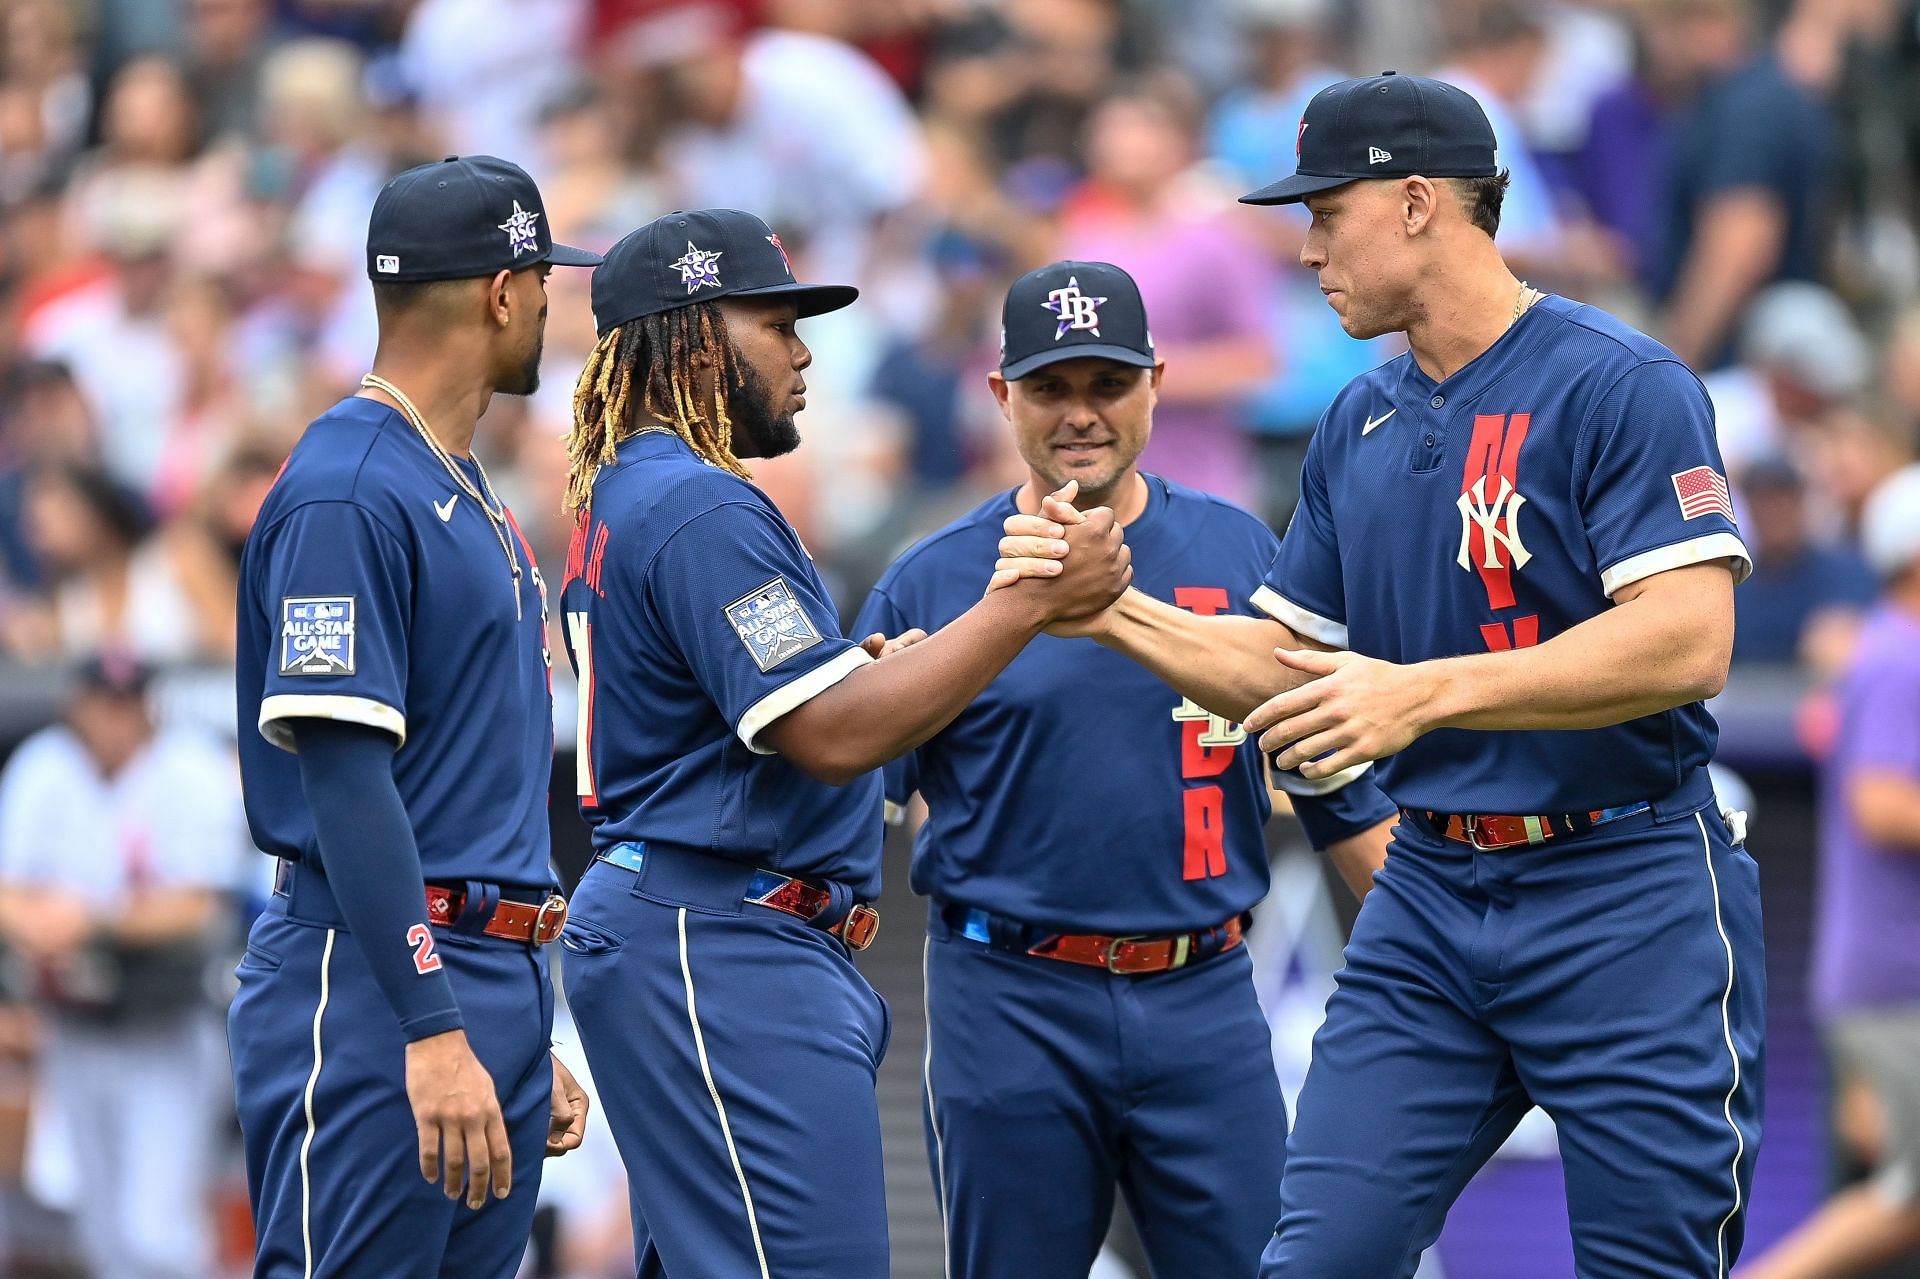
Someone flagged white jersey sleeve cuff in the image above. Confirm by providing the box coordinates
[1600,532,1752,598]
[259,694,407,752]
[884,799,908,827]
[1251,585,1350,649]
[737,646,873,755]
[1270,758,1373,797]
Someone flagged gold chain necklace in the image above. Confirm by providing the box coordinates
[1512,280,1539,325]
[360,373,523,620]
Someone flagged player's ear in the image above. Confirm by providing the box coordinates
[488,269,514,327]
[987,371,1012,420]
[1148,361,1165,392]
[1403,176,1439,237]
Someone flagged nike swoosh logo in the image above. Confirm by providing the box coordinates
[1363,408,1397,436]
[433,495,457,522]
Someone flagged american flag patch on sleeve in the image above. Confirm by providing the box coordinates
[1672,466,1734,521]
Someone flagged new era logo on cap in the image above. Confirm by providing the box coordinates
[1240,73,1498,206]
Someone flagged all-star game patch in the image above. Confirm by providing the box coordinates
[724,577,823,673]
[280,596,357,676]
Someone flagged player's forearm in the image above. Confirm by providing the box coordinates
[1420,576,1732,734]
[1094,589,1303,723]
[1325,820,1391,900]
[764,586,1050,784]
[293,720,464,1040]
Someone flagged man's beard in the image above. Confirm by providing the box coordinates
[498,326,545,397]
[730,358,800,459]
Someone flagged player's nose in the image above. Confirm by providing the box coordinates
[791,336,812,371]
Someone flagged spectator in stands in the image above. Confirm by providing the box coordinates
[0,361,94,597]
[182,0,276,144]
[1061,83,1274,507]
[1728,456,1876,669]
[1705,281,1873,479]
[1744,464,1920,1278]
[13,464,217,665]
[633,0,926,284]
[1206,0,1400,527]
[0,653,247,1279]
[0,0,91,205]
[1641,0,1838,368]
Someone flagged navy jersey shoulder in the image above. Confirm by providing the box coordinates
[1264,295,1749,814]
[562,433,882,897]
[236,396,557,889]
[861,476,1280,934]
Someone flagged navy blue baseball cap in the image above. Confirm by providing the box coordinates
[590,209,858,336]
[366,155,602,282]
[999,260,1156,380]
[1240,72,1497,206]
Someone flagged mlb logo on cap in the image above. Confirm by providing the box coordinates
[365,155,602,282]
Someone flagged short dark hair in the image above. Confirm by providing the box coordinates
[1451,170,1512,238]
[370,276,475,322]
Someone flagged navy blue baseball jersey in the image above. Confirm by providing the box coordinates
[1259,295,1750,814]
[858,476,1288,935]
[560,431,883,897]
[236,395,555,888]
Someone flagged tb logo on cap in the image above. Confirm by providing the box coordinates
[1044,276,1107,340]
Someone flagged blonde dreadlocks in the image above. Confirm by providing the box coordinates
[566,301,750,509]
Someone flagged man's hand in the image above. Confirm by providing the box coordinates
[859,629,929,660]
[546,1053,589,1157]
[1029,505,1130,624]
[989,483,1086,593]
[1246,648,1438,780]
[406,1029,512,1208]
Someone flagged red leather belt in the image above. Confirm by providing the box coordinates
[1415,802,1652,851]
[425,884,569,946]
[1025,916,1246,976]
[746,872,880,951]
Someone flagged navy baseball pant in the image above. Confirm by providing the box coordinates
[1261,804,1765,1278]
[560,848,893,1279]
[229,881,555,1279]
[922,908,1289,1278]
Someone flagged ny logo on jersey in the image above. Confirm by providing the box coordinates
[1456,475,1531,573]
[1043,276,1107,340]
[1457,412,1534,611]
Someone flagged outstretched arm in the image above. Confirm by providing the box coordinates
[1252,561,1736,780]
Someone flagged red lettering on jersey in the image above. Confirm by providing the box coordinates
[586,524,610,597]
[563,510,590,593]
[1173,587,1243,880]
[1479,614,1540,651]
[1459,412,1532,610]
[407,923,442,975]
[1182,787,1227,880]
[1174,586,1231,616]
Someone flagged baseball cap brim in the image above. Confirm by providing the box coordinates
[1239,171,1358,205]
[544,242,605,267]
[1002,344,1158,381]
[729,280,860,318]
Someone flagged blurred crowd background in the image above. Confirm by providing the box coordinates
[0,0,1919,1276]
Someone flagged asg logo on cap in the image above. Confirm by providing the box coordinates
[1044,276,1107,340]
[671,242,724,294]
[497,201,541,257]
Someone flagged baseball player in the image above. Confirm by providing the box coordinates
[999,75,1763,1277]
[853,258,1397,1278]
[231,156,600,1279]
[553,210,1133,1279]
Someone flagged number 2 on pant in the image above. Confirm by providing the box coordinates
[407,923,443,975]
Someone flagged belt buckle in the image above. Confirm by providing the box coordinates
[1462,816,1500,851]
[838,903,880,951]
[1104,934,1159,975]
[532,894,569,945]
